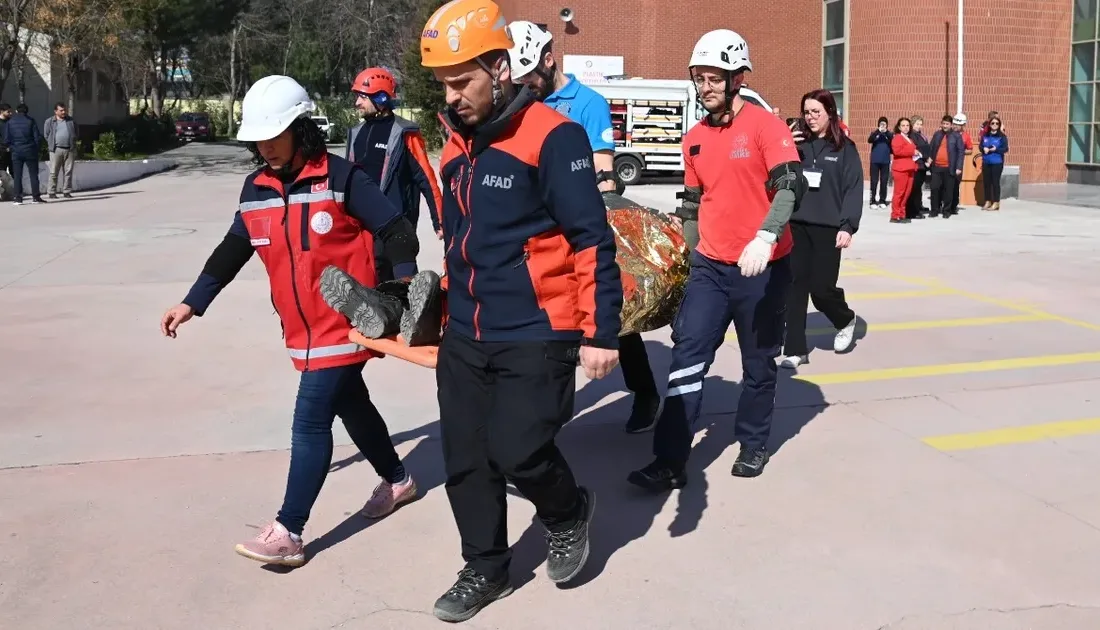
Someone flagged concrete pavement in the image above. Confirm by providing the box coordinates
[2,147,1100,629]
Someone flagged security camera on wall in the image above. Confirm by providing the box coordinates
[560,8,574,22]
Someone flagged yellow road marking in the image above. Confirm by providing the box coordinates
[850,264,1100,332]
[923,417,1100,451]
[725,314,1050,342]
[846,289,954,300]
[795,351,1100,385]
[838,269,880,277]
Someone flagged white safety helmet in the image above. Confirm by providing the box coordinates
[689,29,752,73]
[237,75,316,142]
[952,113,968,125]
[507,20,554,81]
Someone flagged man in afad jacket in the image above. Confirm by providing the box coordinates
[420,0,622,621]
[926,114,964,218]
[346,67,444,280]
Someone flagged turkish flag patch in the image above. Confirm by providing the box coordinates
[311,181,328,193]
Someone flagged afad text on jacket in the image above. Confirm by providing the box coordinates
[239,153,380,371]
[437,88,623,348]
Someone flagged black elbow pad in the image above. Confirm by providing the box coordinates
[673,186,701,221]
[768,161,807,204]
[377,217,420,266]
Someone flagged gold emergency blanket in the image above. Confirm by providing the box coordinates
[605,193,690,336]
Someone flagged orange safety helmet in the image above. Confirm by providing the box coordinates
[420,0,513,68]
[351,67,397,99]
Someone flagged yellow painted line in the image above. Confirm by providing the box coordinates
[852,264,1100,332]
[724,314,1050,342]
[795,351,1100,385]
[923,417,1100,451]
[846,289,955,300]
[837,269,881,277]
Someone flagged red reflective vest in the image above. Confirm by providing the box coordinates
[239,153,379,371]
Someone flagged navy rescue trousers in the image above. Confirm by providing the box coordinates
[652,251,791,465]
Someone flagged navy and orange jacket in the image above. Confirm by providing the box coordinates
[182,152,413,371]
[437,88,623,348]
[347,115,444,232]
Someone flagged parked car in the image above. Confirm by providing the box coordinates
[175,112,215,142]
[311,115,333,141]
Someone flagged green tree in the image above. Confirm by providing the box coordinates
[399,0,446,149]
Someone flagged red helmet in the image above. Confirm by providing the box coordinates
[351,67,397,100]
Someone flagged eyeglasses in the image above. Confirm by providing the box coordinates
[691,76,725,89]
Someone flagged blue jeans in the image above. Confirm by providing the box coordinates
[276,362,405,535]
[652,251,791,465]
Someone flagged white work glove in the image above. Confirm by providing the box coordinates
[737,231,776,277]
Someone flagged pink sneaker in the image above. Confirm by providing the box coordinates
[362,475,418,519]
[234,521,306,567]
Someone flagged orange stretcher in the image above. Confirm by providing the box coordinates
[349,329,439,369]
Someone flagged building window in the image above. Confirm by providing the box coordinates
[96,71,112,102]
[1070,0,1100,163]
[822,0,847,114]
[76,69,93,101]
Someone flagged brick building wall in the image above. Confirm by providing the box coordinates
[494,0,821,119]
[848,0,1070,184]
[495,0,1071,184]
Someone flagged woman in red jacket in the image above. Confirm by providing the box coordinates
[889,117,920,224]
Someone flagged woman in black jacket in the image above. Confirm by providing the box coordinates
[781,88,862,369]
[906,115,931,219]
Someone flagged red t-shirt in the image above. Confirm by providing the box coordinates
[684,103,799,264]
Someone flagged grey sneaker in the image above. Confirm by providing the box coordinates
[545,486,595,584]
[319,265,402,339]
[432,568,513,623]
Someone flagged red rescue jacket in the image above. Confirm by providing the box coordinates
[239,153,379,371]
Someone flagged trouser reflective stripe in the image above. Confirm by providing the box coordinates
[651,252,790,465]
[287,342,367,360]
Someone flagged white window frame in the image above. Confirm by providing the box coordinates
[822,0,850,114]
[1069,0,1100,165]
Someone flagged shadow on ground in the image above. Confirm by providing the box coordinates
[310,340,827,593]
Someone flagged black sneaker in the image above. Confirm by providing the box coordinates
[730,448,770,478]
[319,265,403,339]
[432,568,513,623]
[63,193,72,199]
[545,486,595,584]
[627,459,687,492]
[400,270,443,346]
[624,392,660,433]
[48,193,57,199]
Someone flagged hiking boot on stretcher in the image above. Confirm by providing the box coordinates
[401,270,443,346]
[319,265,403,339]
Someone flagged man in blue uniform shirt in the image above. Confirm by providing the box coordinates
[509,20,661,434]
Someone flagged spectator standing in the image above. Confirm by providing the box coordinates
[926,115,964,218]
[979,115,1008,211]
[780,88,861,369]
[2,103,45,205]
[44,102,77,199]
[906,116,931,219]
[889,117,919,224]
[867,117,892,208]
[0,104,12,178]
[951,113,972,212]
